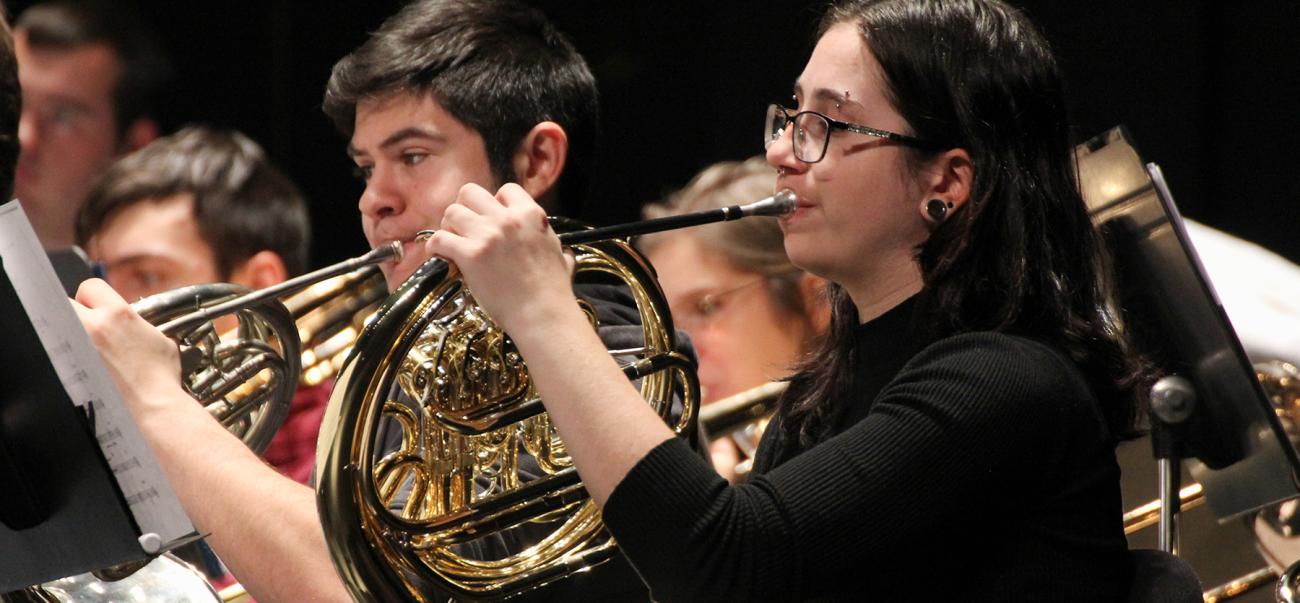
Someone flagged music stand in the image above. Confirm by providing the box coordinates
[0,201,197,592]
[1076,127,1300,553]
[0,259,147,590]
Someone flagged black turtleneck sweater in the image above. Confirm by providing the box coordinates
[602,299,1131,602]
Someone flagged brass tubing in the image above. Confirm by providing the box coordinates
[1122,482,1205,535]
[1202,567,1277,603]
[700,381,787,439]
[158,242,401,335]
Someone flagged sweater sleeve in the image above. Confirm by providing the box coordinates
[601,332,1107,602]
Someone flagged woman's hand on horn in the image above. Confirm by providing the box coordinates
[425,182,578,335]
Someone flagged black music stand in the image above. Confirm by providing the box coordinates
[0,259,150,591]
[1077,127,1300,553]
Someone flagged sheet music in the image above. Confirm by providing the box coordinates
[0,200,194,547]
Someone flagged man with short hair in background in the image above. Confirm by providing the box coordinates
[14,0,168,248]
[77,124,321,485]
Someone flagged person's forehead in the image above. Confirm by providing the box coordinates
[795,23,876,108]
[651,236,753,294]
[15,34,121,104]
[95,194,208,255]
[350,91,481,153]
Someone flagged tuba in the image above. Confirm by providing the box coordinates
[316,192,794,601]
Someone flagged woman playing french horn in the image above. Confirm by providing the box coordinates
[424,0,1156,600]
[71,0,1159,600]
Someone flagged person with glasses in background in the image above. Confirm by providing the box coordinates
[13,0,167,249]
[417,0,1163,599]
[638,156,827,482]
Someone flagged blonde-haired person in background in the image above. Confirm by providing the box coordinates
[639,157,827,481]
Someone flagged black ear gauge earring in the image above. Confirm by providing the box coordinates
[925,198,950,222]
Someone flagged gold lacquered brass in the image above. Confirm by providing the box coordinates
[1121,483,1205,535]
[317,235,699,601]
[1203,567,1278,603]
[284,265,386,387]
[1118,361,1300,601]
[700,381,786,479]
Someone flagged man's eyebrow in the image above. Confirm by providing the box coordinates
[39,93,93,114]
[347,127,447,157]
[100,253,171,270]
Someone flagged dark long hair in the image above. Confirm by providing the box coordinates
[776,0,1154,451]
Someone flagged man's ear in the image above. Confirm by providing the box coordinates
[510,121,568,206]
[120,117,160,154]
[916,148,973,223]
[228,250,288,290]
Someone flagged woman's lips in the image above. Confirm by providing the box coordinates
[780,197,815,225]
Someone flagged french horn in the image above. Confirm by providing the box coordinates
[316,192,794,601]
[131,283,299,454]
[132,243,399,453]
[3,244,399,602]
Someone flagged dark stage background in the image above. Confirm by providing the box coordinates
[8,1,1298,269]
[6,1,1297,598]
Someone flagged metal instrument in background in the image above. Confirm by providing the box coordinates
[1240,359,1300,603]
[1119,359,1300,602]
[3,244,402,602]
[283,264,388,388]
[316,191,794,601]
[699,381,787,479]
[131,244,400,453]
[1,554,222,603]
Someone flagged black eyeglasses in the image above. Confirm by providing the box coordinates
[763,103,933,163]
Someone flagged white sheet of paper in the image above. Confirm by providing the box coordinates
[0,200,194,548]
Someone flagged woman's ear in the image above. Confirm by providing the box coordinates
[917,148,973,224]
[228,250,288,290]
[511,121,569,207]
